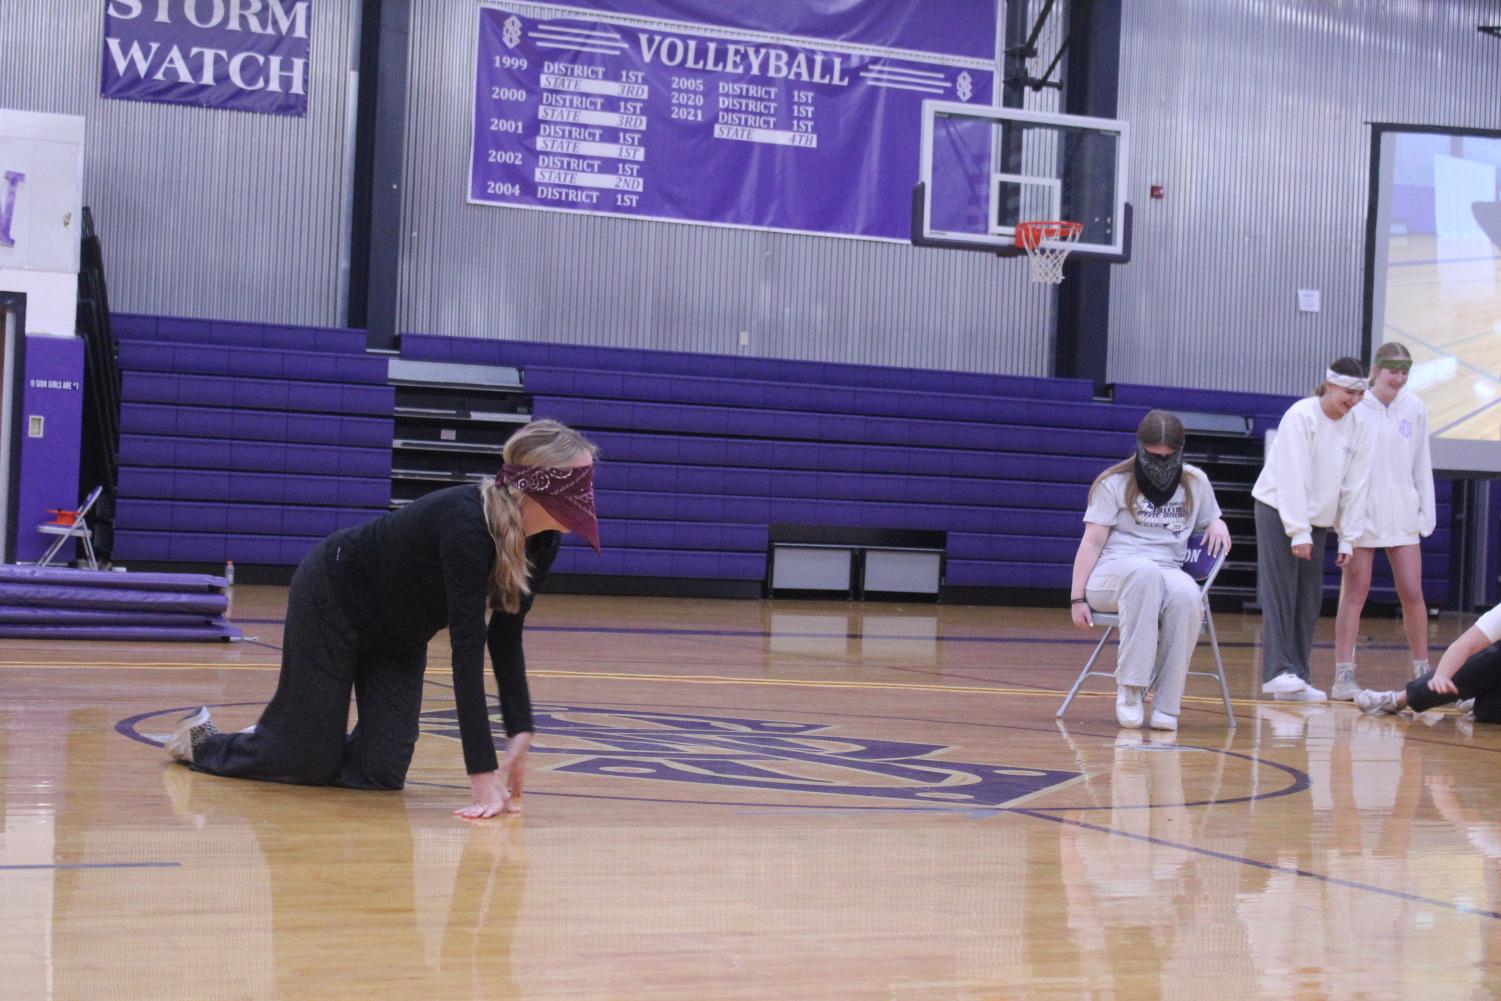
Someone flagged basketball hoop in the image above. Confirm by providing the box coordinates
[1015,221,1083,284]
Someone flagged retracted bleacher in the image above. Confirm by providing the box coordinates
[111,314,393,572]
[402,335,1454,608]
[401,334,1137,601]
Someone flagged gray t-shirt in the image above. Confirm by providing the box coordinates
[1084,465,1222,570]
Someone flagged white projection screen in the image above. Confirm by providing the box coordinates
[1367,125,1501,474]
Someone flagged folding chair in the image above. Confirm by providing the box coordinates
[37,485,103,570]
[1056,546,1235,727]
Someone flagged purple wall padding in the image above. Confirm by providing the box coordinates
[0,566,228,591]
[0,623,241,641]
[0,583,228,615]
[15,337,85,563]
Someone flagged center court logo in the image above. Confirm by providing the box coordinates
[420,704,1080,808]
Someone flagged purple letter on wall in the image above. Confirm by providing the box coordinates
[0,171,25,248]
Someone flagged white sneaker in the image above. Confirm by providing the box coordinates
[1331,665,1360,702]
[1274,685,1328,702]
[1355,689,1399,716]
[164,706,220,763]
[1116,685,1145,729]
[1262,672,1311,696]
[1457,699,1475,716]
[1149,709,1178,731]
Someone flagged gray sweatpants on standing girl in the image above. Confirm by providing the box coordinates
[1085,557,1203,716]
[1254,499,1328,683]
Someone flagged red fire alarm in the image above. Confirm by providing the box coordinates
[1150,184,1165,200]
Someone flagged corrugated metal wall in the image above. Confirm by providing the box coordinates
[397,0,1059,375]
[1109,0,1501,395]
[0,3,360,326]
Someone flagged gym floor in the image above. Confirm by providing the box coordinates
[1,588,1495,999]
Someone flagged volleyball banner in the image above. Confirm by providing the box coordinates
[100,0,312,117]
[468,3,995,241]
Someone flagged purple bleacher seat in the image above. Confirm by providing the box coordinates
[944,560,1070,588]
[1112,382,1298,416]
[110,314,158,340]
[404,333,1093,402]
[119,339,388,385]
[522,364,1127,432]
[168,533,228,562]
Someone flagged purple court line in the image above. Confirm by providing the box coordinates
[1388,322,1501,388]
[527,623,1421,653]
[115,701,270,748]
[414,678,1304,813]
[404,746,1306,815]
[405,779,1000,814]
[419,678,1136,742]
[218,617,1422,652]
[0,862,180,871]
[1435,325,1501,351]
[1011,808,1501,921]
[1435,397,1501,439]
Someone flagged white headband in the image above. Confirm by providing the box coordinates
[1325,370,1366,392]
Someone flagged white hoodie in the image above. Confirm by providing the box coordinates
[1351,389,1435,548]
[1252,396,1372,555]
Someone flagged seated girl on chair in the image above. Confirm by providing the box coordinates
[1069,410,1233,730]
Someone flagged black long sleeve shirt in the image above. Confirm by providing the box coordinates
[327,484,559,774]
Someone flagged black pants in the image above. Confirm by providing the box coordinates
[192,541,428,789]
[1406,644,1501,722]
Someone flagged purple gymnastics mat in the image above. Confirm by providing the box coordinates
[0,564,240,641]
[0,566,228,591]
[0,583,227,615]
[0,623,240,641]
[0,606,228,626]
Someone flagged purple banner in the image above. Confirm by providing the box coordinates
[552,0,1000,62]
[468,4,995,241]
[100,0,312,117]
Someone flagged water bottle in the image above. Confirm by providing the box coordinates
[224,559,235,588]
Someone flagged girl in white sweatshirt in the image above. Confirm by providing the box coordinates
[1252,357,1373,702]
[1331,342,1435,701]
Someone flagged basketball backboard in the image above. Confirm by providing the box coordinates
[913,102,1131,261]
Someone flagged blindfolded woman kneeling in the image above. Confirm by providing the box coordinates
[165,419,599,819]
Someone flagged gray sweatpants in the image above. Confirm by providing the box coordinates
[1254,499,1328,683]
[1085,557,1202,716]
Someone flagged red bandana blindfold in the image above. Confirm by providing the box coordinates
[498,463,600,554]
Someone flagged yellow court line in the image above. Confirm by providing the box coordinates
[0,659,1262,710]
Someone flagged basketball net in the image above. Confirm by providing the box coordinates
[1015,221,1083,285]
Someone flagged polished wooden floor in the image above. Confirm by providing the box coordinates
[3,588,1500,999]
[1384,233,1501,438]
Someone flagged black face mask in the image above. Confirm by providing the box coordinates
[1134,444,1183,509]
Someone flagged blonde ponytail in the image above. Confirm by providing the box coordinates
[483,418,600,612]
[481,480,531,613]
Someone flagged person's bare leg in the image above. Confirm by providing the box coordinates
[1333,548,1374,699]
[1388,544,1430,673]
